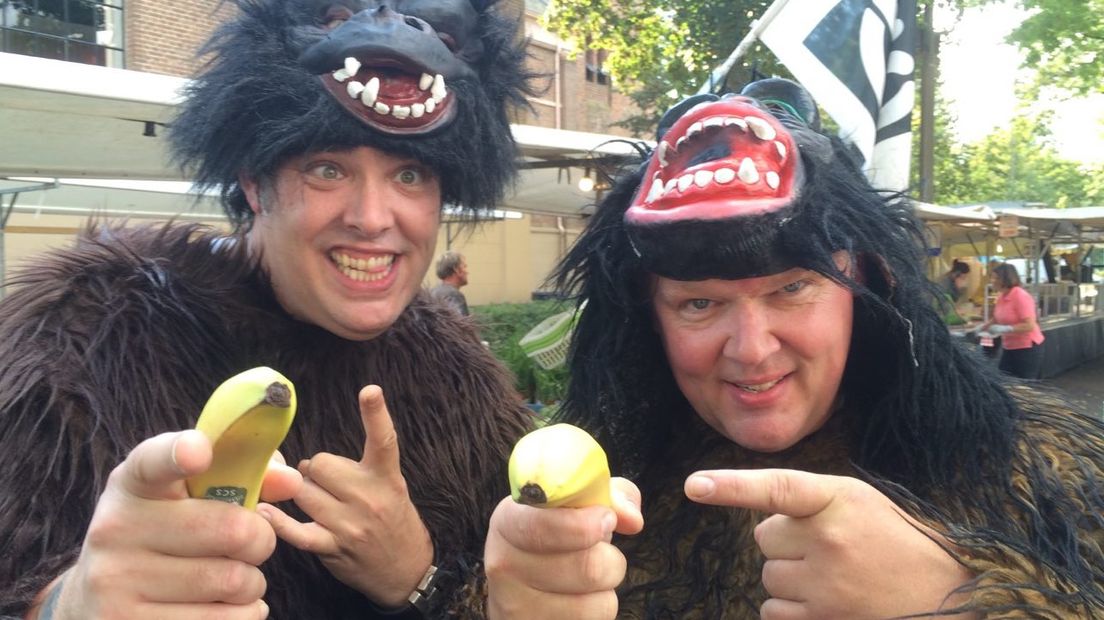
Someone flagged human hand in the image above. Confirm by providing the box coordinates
[258,385,432,609]
[988,324,1013,335]
[686,469,976,620]
[485,478,643,620]
[40,430,300,619]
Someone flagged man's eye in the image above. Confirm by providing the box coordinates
[780,280,808,294]
[308,163,342,180]
[397,168,424,185]
[688,299,711,310]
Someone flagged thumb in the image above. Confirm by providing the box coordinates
[611,477,643,535]
[684,468,837,518]
[358,384,402,471]
[117,430,212,501]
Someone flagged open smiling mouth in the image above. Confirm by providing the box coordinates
[331,250,395,283]
[626,98,801,225]
[733,377,785,393]
[321,56,453,134]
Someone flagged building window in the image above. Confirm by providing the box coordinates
[585,48,609,86]
[1,0,124,67]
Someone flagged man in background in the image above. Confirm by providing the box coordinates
[431,251,471,316]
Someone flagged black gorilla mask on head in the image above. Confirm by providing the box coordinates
[625,79,836,280]
[170,0,533,227]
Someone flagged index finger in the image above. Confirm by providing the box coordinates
[684,469,838,518]
[357,384,401,470]
[117,430,212,501]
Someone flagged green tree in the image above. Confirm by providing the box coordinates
[971,0,1104,96]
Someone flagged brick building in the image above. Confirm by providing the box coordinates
[0,0,643,304]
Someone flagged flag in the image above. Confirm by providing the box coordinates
[758,0,917,191]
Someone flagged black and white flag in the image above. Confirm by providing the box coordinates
[759,0,917,191]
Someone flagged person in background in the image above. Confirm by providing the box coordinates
[484,79,1104,618]
[0,0,537,617]
[431,251,471,316]
[941,259,971,303]
[981,262,1046,380]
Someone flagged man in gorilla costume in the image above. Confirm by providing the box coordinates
[0,1,535,618]
[484,79,1104,617]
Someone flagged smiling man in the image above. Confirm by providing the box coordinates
[0,1,535,619]
[484,79,1104,619]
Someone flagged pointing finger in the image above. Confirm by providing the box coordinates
[684,469,837,518]
[357,385,401,471]
[117,430,212,501]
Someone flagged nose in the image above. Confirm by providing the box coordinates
[720,303,780,366]
[342,180,395,236]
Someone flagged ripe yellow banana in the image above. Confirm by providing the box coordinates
[508,423,612,508]
[185,366,297,509]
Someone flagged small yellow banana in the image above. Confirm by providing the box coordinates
[186,366,297,509]
[508,423,612,508]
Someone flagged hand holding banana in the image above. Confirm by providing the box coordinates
[40,367,302,619]
[485,423,644,620]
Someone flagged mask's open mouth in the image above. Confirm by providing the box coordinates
[626,99,801,225]
[321,56,454,135]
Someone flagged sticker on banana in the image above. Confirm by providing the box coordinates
[186,366,297,509]
[508,423,612,508]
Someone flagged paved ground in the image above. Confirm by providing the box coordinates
[1040,355,1104,418]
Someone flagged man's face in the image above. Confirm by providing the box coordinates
[456,259,469,287]
[651,255,853,452]
[244,146,441,341]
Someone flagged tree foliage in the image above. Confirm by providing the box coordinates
[974,0,1104,96]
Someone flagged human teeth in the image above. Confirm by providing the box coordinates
[737,378,781,393]
[431,74,447,102]
[424,97,436,113]
[344,57,361,76]
[361,77,380,107]
[647,178,664,202]
[738,158,759,184]
[411,103,425,118]
[714,167,736,184]
[775,141,787,160]
[658,141,670,167]
[746,116,776,140]
[687,122,704,138]
[694,169,713,188]
[346,81,365,99]
[374,102,391,115]
[419,73,433,90]
[392,105,411,119]
[677,174,693,193]
[766,171,780,190]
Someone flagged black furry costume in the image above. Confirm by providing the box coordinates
[0,225,532,618]
[552,80,1104,617]
[1,0,537,617]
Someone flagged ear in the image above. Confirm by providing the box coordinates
[239,173,263,216]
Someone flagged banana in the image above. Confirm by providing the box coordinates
[185,366,297,509]
[508,423,612,508]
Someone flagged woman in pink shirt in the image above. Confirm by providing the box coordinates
[983,263,1045,379]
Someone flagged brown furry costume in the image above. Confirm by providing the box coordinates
[0,224,533,618]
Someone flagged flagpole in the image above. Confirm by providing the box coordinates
[696,0,793,95]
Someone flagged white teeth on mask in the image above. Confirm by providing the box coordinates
[346,80,365,99]
[411,103,425,118]
[361,77,380,107]
[677,174,693,193]
[419,73,434,90]
[766,171,780,189]
[703,117,725,131]
[746,116,777,140]
[738,157,760,184]
[775,141,787,160]
[425,97,436,113]
[725,117,747,131]
[658,141,671,167]
[713,167,736,184]
[664,178,678,194]
[430,74,447,102]
[676,135,689,151]
[374,101,391,115]
[693,169,713,188]
[332,68,352,82]
[687,121,704,139]
[391,104,411,119]
[647,177,664,202]
[344,57,361,76]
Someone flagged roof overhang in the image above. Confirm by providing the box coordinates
[0,52,647,218]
